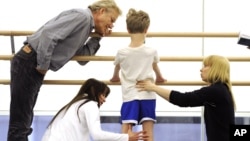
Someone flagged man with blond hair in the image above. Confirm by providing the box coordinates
[7,0,122,141]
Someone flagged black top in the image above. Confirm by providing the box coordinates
[170,82,235,141]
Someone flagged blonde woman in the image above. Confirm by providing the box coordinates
[137,55,235,141]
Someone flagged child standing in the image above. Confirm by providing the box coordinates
[110,8,166,141]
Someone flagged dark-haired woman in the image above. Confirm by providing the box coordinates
[42,78,148,141]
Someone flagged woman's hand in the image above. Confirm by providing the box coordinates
[137,80,172,101]
[136,80,156,92]
[127,129,148,141]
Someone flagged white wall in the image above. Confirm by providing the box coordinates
[1,0,250,116]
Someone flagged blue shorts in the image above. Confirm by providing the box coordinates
[120,100,156,125]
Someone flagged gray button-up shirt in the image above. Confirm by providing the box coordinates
[26,8,100,71]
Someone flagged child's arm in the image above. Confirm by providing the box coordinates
[153,63,166,83]
[110,64,121,82]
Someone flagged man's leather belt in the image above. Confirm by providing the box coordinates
[22,44,32,53]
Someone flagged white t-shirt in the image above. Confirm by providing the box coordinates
[114,44,159,102]
[42,100,128,141]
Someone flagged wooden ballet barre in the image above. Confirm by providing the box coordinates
[0,30,239,37]
[1,79,250,86]
[72,56,250,62]
[0,30,34,36]
[0,55,14,60]
[2,55,250,62]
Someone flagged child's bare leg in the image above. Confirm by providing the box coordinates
[142,120,154,141]
[122,123,133,133]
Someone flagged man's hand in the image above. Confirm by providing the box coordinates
[36,68,47,75]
